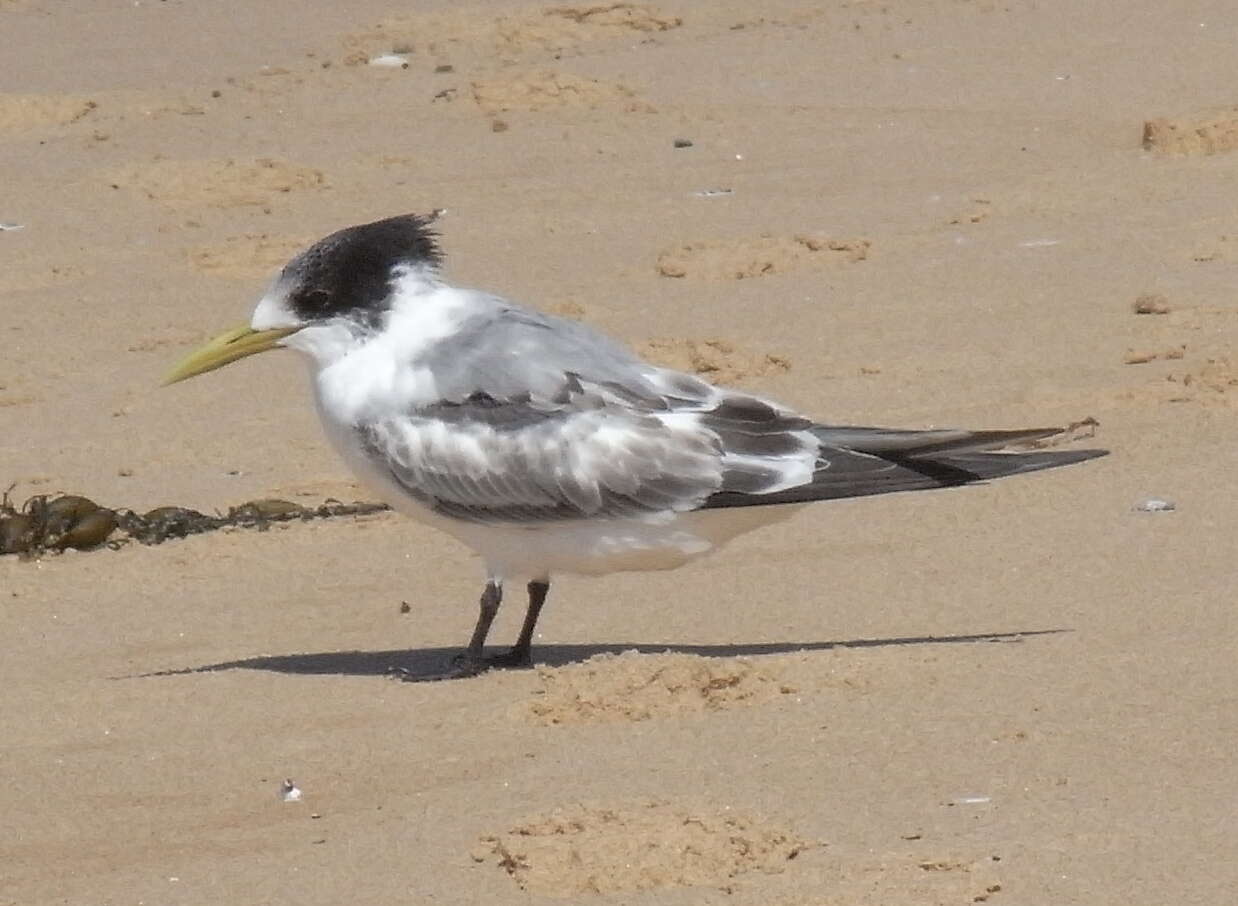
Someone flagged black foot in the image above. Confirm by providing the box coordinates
[467,647,533,671]
[388,647,533,683]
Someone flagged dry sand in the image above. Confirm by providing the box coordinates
[3,1,1237,903]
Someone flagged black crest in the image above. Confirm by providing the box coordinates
[282,213,443,322]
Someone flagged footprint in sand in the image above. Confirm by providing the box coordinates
[0,94,96,133]
[1163,358,1238,406]
[187,233,313,279]
[521,649,876,727]
[474,800,812,895]
[109,157,327,208]
[771,848,1004,906]
[638,337,791,386]
[469,69,653,114]
[656,235,870,280]
[1,259,89,293]
[341,3,681,65]
[126,327,211,354]
[0,377,39,409]
[522,651,802,726]
[1143,107,1238,156]
[490,3,682,56]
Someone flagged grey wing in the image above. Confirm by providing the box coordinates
[362,299,819,522]
[356,301,734,522]
[414,297,655,402]
[369,297,1104,518]
[357,380,727,524]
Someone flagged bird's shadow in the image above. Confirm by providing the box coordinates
[134,629,1069,681]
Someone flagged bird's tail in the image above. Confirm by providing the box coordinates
[701,425,1107,509]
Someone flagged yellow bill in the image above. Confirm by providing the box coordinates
[163,324,300,385]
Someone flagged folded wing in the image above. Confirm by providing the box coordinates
[357,379,728,523]
[358,303,1105,523]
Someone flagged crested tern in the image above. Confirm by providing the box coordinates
[166,213,1106,680]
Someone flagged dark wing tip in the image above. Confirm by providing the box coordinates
[702,443,1108,510]
[809,424,1103,457]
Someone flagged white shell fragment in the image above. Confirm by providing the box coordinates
[1134,497,1176,513]
[369,54,411,69]
[279,778,303,802]
[951,795,992,805]
[693,188,734,197]
[0,222,25,232]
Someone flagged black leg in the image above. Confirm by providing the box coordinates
[464,580,503,660]
[395,580,502,682]
[509,579,550,665]
[454,578,550,672]
[396,578,551,682]
[440,579,505,678]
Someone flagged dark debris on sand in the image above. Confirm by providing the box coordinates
[0,487,390,558]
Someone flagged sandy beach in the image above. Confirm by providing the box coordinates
[3,1,1236,903]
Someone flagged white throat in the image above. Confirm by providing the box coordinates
[280,266,480,424]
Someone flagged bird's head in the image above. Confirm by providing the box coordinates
[163,213,442,384]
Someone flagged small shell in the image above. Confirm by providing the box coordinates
[368,53,411,69]
[280,779,303,802]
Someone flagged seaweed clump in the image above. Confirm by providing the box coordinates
[0,488,389,558]
[1,493,118,555]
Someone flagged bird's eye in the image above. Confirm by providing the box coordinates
[301,288,332,312]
